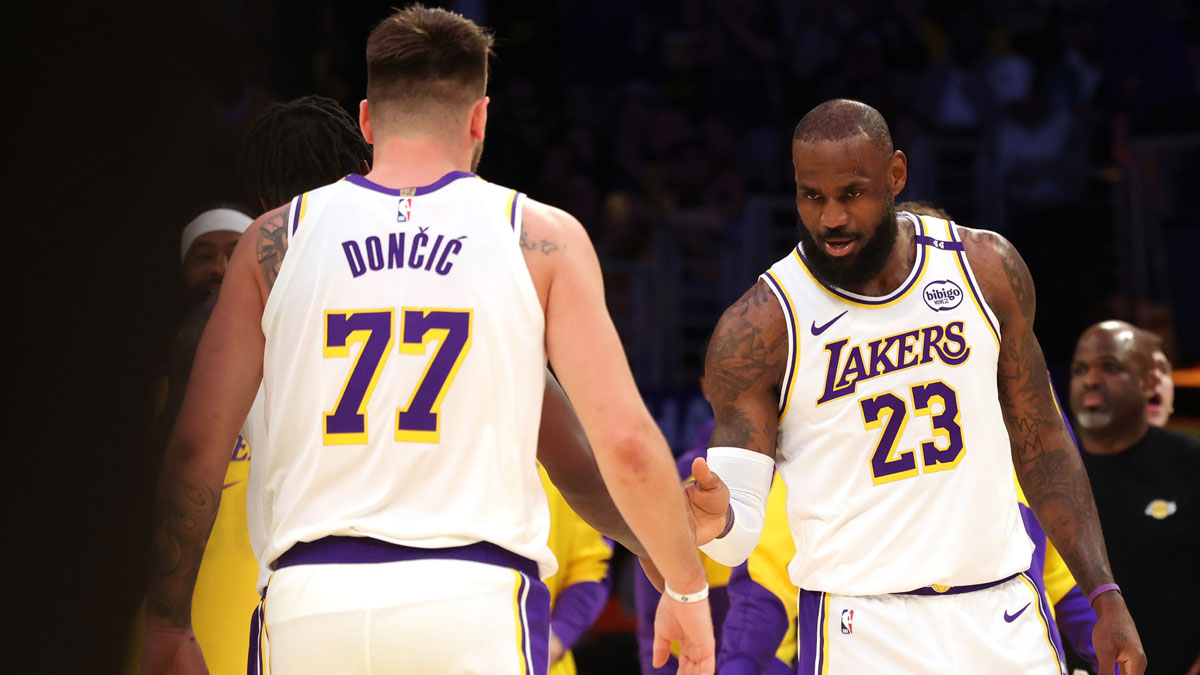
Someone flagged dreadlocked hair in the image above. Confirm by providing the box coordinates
[240,95,373,210]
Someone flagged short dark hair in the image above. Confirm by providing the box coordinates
[793,99,894,156]
[239,95,372,209]
[365,5,494,119]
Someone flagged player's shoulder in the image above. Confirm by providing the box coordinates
[519,196,592,257]
[234,203,290,293]
[521,196,585,235]
[954,224,1032,320]
[953,223,1018,266]
[718,278,788,334]
[707,279,789,372]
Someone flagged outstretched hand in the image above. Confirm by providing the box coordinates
[1092,593,1146,675]
[652,594,715,675]
[685,457,731,546]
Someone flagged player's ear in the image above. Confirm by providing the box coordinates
[359,99,374,145]
[469,96,489,142]
[889,150,907,197]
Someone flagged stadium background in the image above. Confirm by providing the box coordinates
[9,0,1197,671]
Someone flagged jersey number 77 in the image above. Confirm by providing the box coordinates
[322,308,473,445]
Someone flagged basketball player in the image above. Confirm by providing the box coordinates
[143,7,713,675]
[687,99,1144,673]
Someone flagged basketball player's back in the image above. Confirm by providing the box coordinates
[257,171,550,573]
[146,8,715,674]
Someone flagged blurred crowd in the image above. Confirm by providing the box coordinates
[179,0,1200,381]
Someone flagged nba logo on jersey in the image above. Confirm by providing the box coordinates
[922,280,964,312]
[397,197,413,223]
[841,609,854,634]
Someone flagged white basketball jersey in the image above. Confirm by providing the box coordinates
[253,171,554,580]
[762,212,1032,596]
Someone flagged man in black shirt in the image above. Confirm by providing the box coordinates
[1070,320,1200,674]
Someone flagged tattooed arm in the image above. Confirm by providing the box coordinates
[962,227,1145,675]
[705,279,788,459]
[143,208,283,675]
[681,280,789,544]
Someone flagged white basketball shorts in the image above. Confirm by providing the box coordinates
[797,573,1065,674]
[248,537,549,675]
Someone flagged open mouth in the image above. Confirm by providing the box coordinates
[822,237,859,257]
[1149,393,1163,406]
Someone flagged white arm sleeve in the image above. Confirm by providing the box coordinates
[697,446,775,567]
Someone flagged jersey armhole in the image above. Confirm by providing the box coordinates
[948,222,1002,346]
[760,272,798,418]
[508,190,524,240]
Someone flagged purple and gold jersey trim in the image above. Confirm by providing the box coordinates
[947,223,1001,346]
[762,271,799,417]
[344,171,478,197]
[506,190,521,230]
[793,213,928,308]
[290,192,308,236]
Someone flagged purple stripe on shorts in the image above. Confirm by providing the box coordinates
[276,536,539,580]
[897,573,1016,596]
[796,589,826,675]
[1023,572,1067,672]
[344,171,476,196]
[246,599,263,675]
[523,574,552,675]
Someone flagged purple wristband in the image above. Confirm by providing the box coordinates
[715,504,735,539]
[1087,583,1121,606]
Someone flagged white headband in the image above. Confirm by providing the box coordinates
[180,208,253,261]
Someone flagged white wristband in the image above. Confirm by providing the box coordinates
[664,582,709,604]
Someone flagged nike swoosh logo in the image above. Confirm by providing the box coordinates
[222,480,241,491]
[811,310,848,336]
[1003,603,1030,623]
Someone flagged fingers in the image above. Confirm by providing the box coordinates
[691,457,721,490]
[651,633,670,669]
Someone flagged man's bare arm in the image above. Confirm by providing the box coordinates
[705,279,788,458]
[537,369,646,558]
[145,212,277,628]
[964,227,1144,672]
[963,229,1111,591]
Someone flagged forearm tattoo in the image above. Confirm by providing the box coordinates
[971,229,1114,593]
[146,472,220,627]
